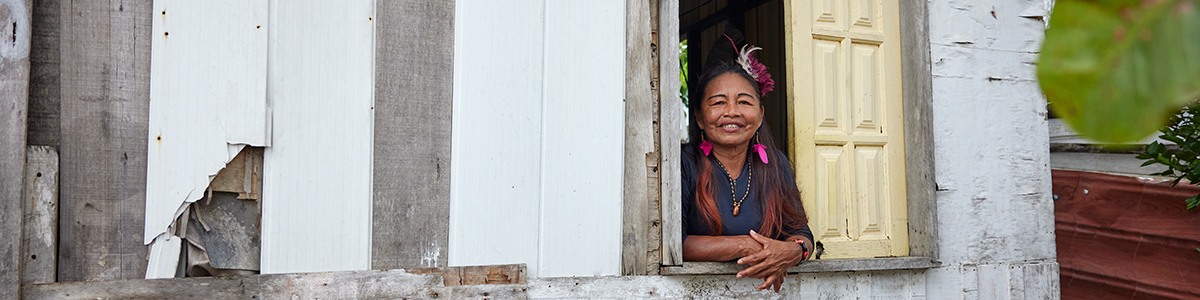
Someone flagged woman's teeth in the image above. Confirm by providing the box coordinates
[723,124,739,129]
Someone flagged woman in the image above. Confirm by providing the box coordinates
[682,41,813,293]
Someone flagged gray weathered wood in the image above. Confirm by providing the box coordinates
[408,263,527,287]
[659,256,940,275]
[899,0,938,260]
[372,0,455,270]
[26,0,58,147]
[623,0,655,276]
[56,0,151,281]
[21,146,57,284]
[22,269,448,300]
[658,0,684,268]
[1,0,32,296]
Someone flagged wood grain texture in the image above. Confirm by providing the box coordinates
[372,0,455,270]
[56,0,151,282]
[658,0,684,268]
[623,0,654,276]
[660,257,938,275]
[408,264,527,286]
[21,146,57,284]
[22,269,448,300]
[26,0,58,147]
[898,0,937,259]
[1053,170,1200,299]
[2,0,32,295]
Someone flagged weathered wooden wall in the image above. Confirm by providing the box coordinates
[372,0,455,270]
[55,0,151,282]
[2,0,32,297]
[20,146,57,285]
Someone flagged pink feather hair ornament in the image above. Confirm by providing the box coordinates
[726,35,775,96]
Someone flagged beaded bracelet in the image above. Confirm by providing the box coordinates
[793,239,810,265]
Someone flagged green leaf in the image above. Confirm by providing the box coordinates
[1163,134,1187,144]
[1141,159,1158,167]
[1039,0,1200,143]
[1187,195,1200,210]
[1149,141,1164,155]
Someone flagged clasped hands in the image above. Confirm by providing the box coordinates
[734,230,805,293]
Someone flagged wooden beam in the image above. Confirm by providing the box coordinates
[660,257,940,275]
[407,264,527,287]
[372,0,455,270]
[22,269,449,300]
[21,146,57,284]
[623,0,655,276]
[899,0,938,259]
[27,0,59,147]
[1,0,32,297]
[658,0,684,268]
[56,0,151,281]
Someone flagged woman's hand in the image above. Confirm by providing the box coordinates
[735,230,804,292]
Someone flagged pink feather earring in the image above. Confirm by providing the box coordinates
[753,133,769,164]
[699,131,713,156]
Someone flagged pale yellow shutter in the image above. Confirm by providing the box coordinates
[786,0,908,258]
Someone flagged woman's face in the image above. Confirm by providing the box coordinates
[697,72,763,149]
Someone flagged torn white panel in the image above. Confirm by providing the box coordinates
[260,0,374,274]
[145,234,183,279]
[146,0,269,245]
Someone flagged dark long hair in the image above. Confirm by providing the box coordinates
[688,60,807,238]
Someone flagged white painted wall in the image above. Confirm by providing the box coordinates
[449,0,626,277]
[260,0,375,274]
[925,0,1059,298]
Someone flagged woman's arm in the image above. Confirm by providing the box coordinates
[682,235,764,262]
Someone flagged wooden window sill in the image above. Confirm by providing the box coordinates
[659,256,940,275]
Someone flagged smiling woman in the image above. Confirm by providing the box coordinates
[681,42,813,293]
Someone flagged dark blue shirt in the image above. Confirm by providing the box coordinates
[681,144,813,244]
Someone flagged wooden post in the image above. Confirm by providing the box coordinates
[372,0,456,270]
[658,0,684,267]
[21,146,57,284]
[1,0,33,296]
[623,0,655,276]
[57,0,151,281]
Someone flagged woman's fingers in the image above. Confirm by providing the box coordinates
[748,230,772,244]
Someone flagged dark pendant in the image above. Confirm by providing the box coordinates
[732,205,740,216]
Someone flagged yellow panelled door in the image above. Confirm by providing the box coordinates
[785,0,907,258]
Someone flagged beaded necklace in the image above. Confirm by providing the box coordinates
[714,155,751,216]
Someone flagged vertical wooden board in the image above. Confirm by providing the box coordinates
[146,0,269,246]
[898,0,937,259]
[372,0,455,270]
[21,146,57,284]
[621,0,651,277]
[1,0,31,294]
[27,0,59,147]
[448,0,545,276]
[542,0,625,277]
[57,0,151,282]
[261,0,374,274]
[659,0,684,267]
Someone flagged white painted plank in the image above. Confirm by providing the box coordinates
[448,0,546,275]
[261,0,375,273]
[539,0,625,277]
[145,0,269,245]
[145,235,182,279]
